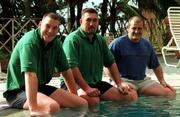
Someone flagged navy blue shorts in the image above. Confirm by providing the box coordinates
[3,85,57,109]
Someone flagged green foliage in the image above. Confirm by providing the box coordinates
[1,0,180,37]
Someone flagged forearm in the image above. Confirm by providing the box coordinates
[62,69,77,94]
[71,67,90,91]
[107,63,122,86]
[24,72,38,111]
[107,63,131,94]
[71,67,101,96]
[153,65,165,83]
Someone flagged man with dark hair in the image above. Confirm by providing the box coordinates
[109,16,176,99]
[62,8,138,106]
[3,12,87,116]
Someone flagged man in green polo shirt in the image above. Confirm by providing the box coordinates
[62,8,138,106]
[3,13,87,116]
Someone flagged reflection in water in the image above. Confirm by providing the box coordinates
[86,96,176,117]
[1,94,180,117]
[54,106,88,117]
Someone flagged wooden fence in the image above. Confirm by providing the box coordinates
[0,18,165,55]
[0,18,68,55]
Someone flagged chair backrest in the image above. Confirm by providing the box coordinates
[168,7,180,48]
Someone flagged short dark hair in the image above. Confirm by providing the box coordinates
[42,12,61,22]
[81,8,98,16]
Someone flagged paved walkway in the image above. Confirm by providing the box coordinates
[147,55,180,88]
[0,55,179,103]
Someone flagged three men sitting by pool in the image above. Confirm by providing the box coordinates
[3,8,176,116]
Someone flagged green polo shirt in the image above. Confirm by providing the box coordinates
[63,27,114,85]
[4,28,69,93]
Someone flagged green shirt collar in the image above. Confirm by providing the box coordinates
[78,27,97,43]
[36,28,56,50]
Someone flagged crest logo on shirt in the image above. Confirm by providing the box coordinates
[28,61,32,64]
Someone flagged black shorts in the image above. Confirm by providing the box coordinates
[61,81,113,96]
[89,81,113,95]
[3,85,57,109]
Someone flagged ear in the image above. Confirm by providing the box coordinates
[125,23,129,32]
[38,21,42,28]
[80,18,82,24]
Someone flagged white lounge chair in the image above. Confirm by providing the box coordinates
[161,7,180,67]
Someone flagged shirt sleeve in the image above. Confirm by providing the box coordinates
[148,48,160,69]
[56,41,70,72]
[20,44,37,73]
[63,36,79,68]
[101,37,115,67]
[109,40,120,63]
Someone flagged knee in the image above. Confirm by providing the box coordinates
[80,95,100,107]
[48,101,60,113]
[126,90,138,101]
[165,89,176,100]
[80,98,89,107]
[88,97,100,107]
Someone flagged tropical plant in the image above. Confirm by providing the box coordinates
[97,0,141,36]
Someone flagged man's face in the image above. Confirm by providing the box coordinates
[80,12,99,35]
[127,20,144,42]
[39,17,60,44]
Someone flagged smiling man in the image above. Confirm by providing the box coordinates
[109,16,176,99]
[3,13,87,116]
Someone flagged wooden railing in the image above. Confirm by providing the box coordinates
[0,18,165,55]
[0,18,68,55]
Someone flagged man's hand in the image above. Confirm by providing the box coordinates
[160,80,176,93]
[85,87,101,97]
[117,81,132,95]
[160,80,167,87]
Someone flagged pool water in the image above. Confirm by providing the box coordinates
[83,94,180,117]
[1,91,180,117]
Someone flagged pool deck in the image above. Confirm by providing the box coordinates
[0,55,179,108]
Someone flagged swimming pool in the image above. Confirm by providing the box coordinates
[1,90,180,117]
